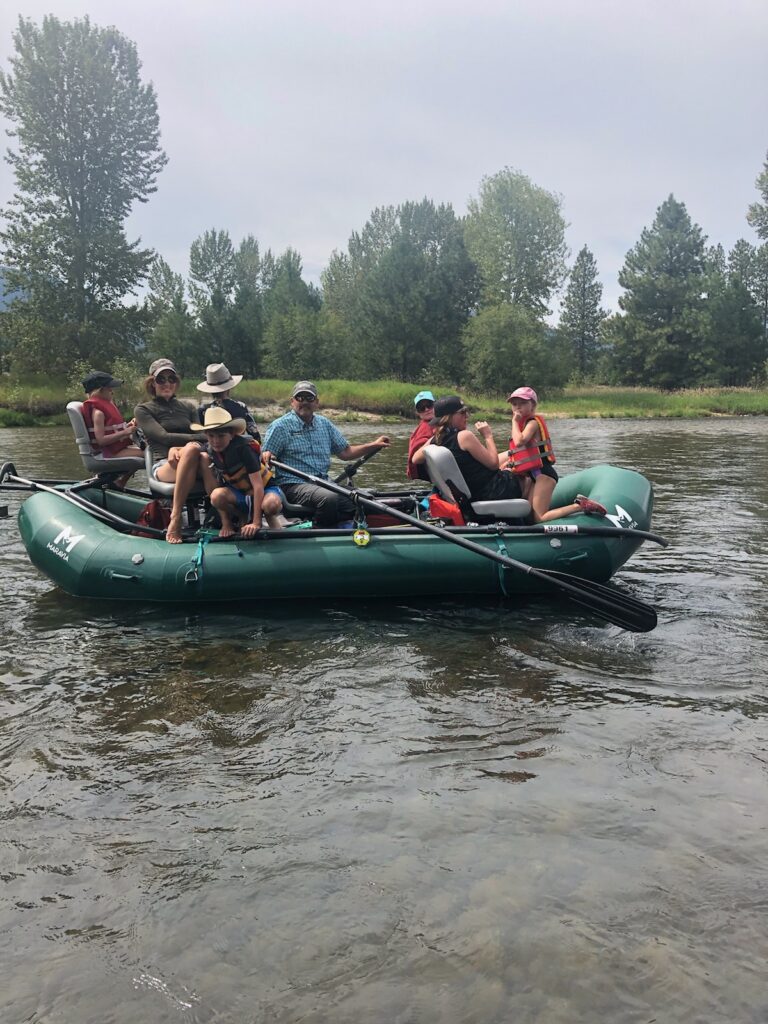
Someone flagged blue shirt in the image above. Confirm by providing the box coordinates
[264,410,349,485]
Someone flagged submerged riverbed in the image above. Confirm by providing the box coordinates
[1,419,768,1023]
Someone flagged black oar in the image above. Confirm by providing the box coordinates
[8,473,168,539]
[333,448,381,486]
[271,460,658,633]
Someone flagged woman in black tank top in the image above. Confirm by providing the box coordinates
[411,395,523,502]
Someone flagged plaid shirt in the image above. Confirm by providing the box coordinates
[264,410,349,485]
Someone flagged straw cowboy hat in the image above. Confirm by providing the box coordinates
[190,406,246,434]
[196,363,243,394]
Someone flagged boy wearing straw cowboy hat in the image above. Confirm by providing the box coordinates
[196,362,260,439]
[191,406,284,536]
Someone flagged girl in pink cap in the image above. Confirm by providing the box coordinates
[504,386,606,521]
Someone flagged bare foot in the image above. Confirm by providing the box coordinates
[166,515,183,544]
[218,525,235,538]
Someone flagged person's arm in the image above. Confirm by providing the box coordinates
[262,419,284,460]
[459,423,499,471]
[134,403,200,449]
[338,435,391,461]
[240,470,266,537]
[411,439,431,466]
[510,415,539,448]
[92,408,136,447]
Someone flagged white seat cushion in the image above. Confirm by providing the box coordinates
[471,499,531,519]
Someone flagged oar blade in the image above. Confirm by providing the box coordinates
[535,569,658,633]
[270,458,659,633]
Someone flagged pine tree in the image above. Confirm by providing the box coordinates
[558,246,606,378]
[611,195,707,388]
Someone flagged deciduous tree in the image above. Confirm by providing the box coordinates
[0,15,166,370]
[464,167,568,316]
[462,303,569,395]
[322,199,478,381]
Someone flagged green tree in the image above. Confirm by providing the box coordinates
[695,272,764,385]
[262,306,324,378]
[463,303,569,395]
[747,151,768,240]
[610,195,707,388]
[0,15,166,371]
[558,245,606,378]
[262,248,320,323]
[464,167,568,316]
[144,256,199,375]
[187,228,242,368]
[230,235,264,376]
[322,199,478,381]
[261,248,324,377]
[729,239,768,343]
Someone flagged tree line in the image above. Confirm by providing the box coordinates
[1,14,768,393]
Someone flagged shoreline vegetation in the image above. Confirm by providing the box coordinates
[1,377,768,429]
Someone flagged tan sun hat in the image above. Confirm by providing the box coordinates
[196,362,243,394]
[190,406,246,434]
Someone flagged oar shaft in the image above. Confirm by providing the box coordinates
[333,448,380,485]
[269,460,657,631]
[9,474,167,539]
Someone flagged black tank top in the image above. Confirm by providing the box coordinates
[439,429,521,501]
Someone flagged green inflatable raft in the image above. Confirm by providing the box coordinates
[9,463,661,629]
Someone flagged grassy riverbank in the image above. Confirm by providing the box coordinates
[1,375,768,427]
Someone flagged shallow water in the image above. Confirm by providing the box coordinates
[1,419,768,1023]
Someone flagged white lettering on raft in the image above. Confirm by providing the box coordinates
[47,525,85,562]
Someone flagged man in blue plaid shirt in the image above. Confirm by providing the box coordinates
[263,380,390,526]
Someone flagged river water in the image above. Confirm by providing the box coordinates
[1,418,767,1023]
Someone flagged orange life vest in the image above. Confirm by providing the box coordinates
[247,438,275,488]
[509,415,556,475]
[213,437,274,493]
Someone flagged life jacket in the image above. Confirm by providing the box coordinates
[82,396,130,455]
[509,415,555,475]
[427,492,466,526]
[213,437,274,493]
[247,437,274,488]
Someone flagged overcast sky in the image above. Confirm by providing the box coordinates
[0,0,766,317]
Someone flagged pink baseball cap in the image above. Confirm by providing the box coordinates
[507,386,538,403]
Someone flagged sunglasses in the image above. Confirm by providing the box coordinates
[156,374,178,384]
[416,402,434,412]
[294,393,316,402]
[205,428,230,437]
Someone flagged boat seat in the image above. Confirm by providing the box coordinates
[145,443,206,499]
[423,445,531,522]
[66,401,145,481]
[144,445,310,518]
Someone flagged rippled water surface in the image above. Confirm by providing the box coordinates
[2,419,768,1023]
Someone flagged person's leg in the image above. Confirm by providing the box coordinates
[211,486,238,538]
[531,475,588,522]
[167,443,203,543]
[263,485,285,528]
[282,481,354,526]
[249,475,265,529]
[108,446,145,490]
